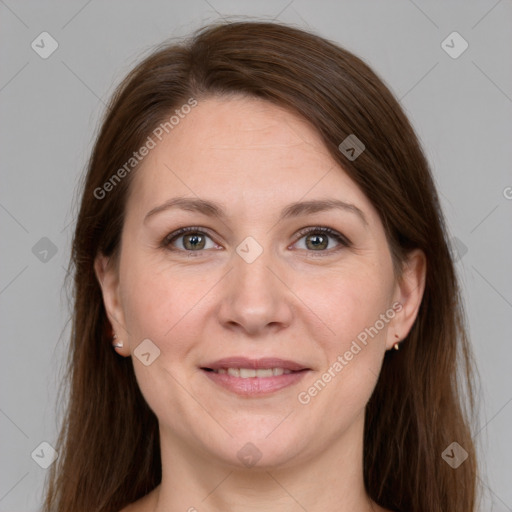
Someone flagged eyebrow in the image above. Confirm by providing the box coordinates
[144,196,368,226]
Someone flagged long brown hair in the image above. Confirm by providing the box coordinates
[44,20,480,512]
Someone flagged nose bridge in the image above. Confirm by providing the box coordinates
[219,235,291,333]
[233,235,277,300]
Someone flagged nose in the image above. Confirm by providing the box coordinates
[217,242,293,337]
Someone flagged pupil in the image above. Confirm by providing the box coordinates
[309,234,327,250]
[187,234,203,249]
[183,233,329,251]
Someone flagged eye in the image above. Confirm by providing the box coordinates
[293,226,351,253]
[162,227,218,252]
[162,225,351,255]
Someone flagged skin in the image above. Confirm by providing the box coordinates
[95,95,426,512]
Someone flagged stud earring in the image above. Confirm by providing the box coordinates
[112,334,123,349]
[393,333,400,350]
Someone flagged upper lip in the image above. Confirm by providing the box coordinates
[201,357,310,372]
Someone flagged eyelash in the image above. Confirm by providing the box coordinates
[162,226,351,256]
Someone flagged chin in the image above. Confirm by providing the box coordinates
[207,431,307,471]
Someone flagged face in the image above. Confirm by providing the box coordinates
[96,95,425,469]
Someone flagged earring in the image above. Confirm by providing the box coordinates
[112,334,123,349]
[393,334,400,350]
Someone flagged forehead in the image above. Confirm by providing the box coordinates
[126,96,377,225]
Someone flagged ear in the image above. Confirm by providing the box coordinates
[94,252,130,357]
[386,248,427,350]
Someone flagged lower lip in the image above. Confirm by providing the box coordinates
[201,369,309,396]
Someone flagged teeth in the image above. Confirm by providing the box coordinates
[216,368,293,378]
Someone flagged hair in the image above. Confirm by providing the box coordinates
[43,20,480,512]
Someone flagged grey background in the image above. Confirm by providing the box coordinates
[1,1,511,510]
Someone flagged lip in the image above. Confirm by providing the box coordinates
[200,357,311,397]
[202,357,309,372]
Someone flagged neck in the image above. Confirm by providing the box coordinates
[152,412,378,512]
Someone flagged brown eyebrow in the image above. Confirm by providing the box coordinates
[144,197,368,226]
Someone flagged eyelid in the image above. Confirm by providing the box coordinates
[162,225,351,252]
[162,226,219,249]
[292,226,352,248]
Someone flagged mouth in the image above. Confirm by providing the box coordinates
[200,357,311,396]
[202,367,298,377]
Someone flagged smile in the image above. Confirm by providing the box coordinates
[200,367,309,396]
[208,367,294,377]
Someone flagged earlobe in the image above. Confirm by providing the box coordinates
[387,249,427,350]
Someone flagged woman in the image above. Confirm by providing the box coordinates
[43,20,479,512]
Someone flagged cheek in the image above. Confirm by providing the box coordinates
[294,264,391,401]
[119,257,204,417]
[298,268,392,413]
[119,251,200,348]
[295,261,392,344]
